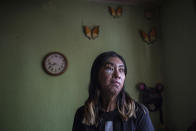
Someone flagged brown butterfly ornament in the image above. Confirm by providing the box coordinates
[83,26,99,40]
[108,6,123,18]
[139,27,157,45]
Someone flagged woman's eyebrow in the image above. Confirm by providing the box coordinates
[104,62,114,66]
[104,62,124,67]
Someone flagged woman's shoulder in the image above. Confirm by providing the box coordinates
[134,102,149,117]
[76,106,85,112]
[73,105,85,131]
[133,102,155,131]
[74,105,85,118]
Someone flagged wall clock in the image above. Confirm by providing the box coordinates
[42,52,68,76]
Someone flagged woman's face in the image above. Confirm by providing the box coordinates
[98,57,126,97]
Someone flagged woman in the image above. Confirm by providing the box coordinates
[72,51,154,131]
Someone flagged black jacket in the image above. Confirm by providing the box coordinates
[72,102,154,131]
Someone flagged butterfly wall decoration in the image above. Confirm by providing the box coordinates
[83,25,99,40]
[108,6,123,18]
[139,27,157,45]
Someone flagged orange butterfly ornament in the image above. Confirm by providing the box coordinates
[83,26,99,40]
[139,27,157,45]
[108,6,123,18]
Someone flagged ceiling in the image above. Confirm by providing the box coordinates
[0,0,163,7]
[89,0,163,6]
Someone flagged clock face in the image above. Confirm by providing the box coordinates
[43,52,68,76]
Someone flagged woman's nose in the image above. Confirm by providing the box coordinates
[113,68,120,78]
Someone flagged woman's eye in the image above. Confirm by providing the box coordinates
[119,68,125,73]
[105,66,114,72]
[106,66,113,70]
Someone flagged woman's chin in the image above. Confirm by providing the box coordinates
[110,87,120,96]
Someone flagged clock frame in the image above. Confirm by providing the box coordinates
[42,52,68,76]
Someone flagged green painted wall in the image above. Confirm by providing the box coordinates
[0,0,162,131]
[161,0,196,130]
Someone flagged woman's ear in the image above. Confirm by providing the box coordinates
[137,82,146,91]
[155,83,164,92]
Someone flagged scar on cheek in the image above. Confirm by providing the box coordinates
[104,69,113,73]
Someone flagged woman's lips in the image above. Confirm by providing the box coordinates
[111,80,120,87]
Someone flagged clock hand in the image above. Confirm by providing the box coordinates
[49,62,56,65]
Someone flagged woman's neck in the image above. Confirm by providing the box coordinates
[101,95,117,112]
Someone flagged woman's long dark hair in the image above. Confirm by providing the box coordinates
[82,51,135,125]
